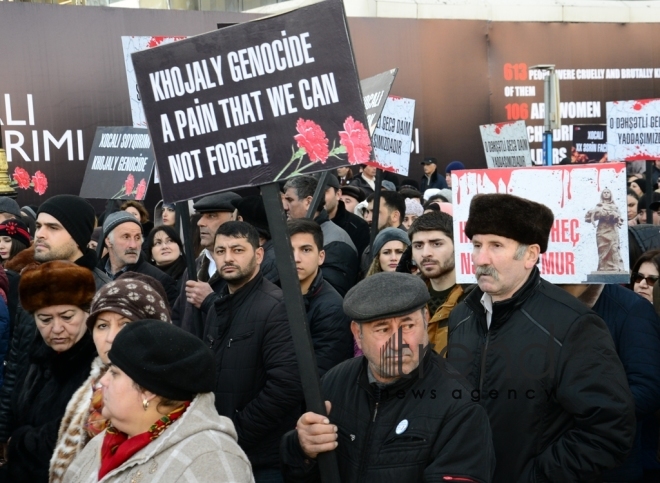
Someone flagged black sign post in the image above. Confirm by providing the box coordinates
[131,2,370,480]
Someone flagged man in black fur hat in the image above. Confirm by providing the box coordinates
[447,193,636,483]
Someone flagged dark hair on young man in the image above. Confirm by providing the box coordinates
[287,218,324,251]
[408,211,454,241]
[215,221,260,250]
[399,188,423,202]
[366,191,406,220]
[283,175,325,210]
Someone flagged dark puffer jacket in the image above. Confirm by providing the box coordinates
[201,271,302,471]
[281,350,496,482]
[314,210,358,297]
[303,271,352,377]
[3,332,96,482]
[447,267,636,482]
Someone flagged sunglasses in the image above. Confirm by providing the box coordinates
[632,272,660,286]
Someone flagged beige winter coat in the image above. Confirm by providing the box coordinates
[62,392,254,483]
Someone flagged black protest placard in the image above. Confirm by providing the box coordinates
[131,0,371,203]
[573,124,608,163]
[360,68,397,135]
[79,127,155,200]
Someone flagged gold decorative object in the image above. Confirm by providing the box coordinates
[0,150,17,197]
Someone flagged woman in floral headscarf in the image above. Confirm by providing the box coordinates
[0,218,30,266]
[48,273,171,483]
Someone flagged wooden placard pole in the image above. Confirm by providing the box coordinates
[176,202,202,330]
[306,171,330,219]
[260,182,341,483]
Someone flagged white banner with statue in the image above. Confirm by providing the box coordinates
[452,163,629,284]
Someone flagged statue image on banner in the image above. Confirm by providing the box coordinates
[584,188,627,279]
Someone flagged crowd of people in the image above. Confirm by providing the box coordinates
[0,158,657,482]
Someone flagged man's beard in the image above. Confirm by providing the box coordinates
[419,254,455,279]
[220,257,257,285]
[34,241,78,263]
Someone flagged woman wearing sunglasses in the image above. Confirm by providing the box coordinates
[630,249,660,303]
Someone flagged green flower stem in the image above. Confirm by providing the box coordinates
[274,147,305,181]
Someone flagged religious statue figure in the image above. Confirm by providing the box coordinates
[584,188,625,272]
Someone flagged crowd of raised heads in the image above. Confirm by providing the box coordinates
[0,159,658,482]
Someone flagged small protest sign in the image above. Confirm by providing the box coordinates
[572,124,608,163]
[79,127,155,200]
[370,96,415,176]
[479,120,532,168]
[452,163,629,284]
[360,69,397,135]
[122,36,187,128]
[607,99,660,161]
[131,0,371,203]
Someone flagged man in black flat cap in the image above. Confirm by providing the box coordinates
[281,271,495,483]
[447,193,636,482]
[171,191,240,337]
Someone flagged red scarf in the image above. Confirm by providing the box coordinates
[98,402,189,480]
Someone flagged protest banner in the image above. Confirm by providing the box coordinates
[452,163,629,284]
[607,99,660,161]
[360,68,397,135]
[479,120,532,168]
[371,96,415,175]
[79,127,155,200]
[122,37,187,129]
[131,0,371,203]
[572,124,608,163]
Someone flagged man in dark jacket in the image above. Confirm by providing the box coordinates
[202,221,301,482]
[281,272,495,482]
[283,176,358,296]
[0,195,110,459]
[287,219,352,376]
[99,211,178,307]
[560,283,660,481]
[171,191,240,337]
[419,157,447,193]
[447,193,636,482]
[348,164,376,195]
[323,174,370,260]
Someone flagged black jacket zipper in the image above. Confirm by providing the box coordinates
[479,331,490,394]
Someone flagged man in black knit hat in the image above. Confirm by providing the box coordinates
[447,193,636,482]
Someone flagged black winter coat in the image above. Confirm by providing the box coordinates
[330,200,370,260]
[303,271,352,377]
[201,271,302,470]
[314,210,358,297]
[281,351,496,482]
[0,249,109,443]
[99,252,178,308]
[447,267,636,482]
[4,332,96,483]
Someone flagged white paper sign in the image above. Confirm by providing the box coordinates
[371,96,415,176]
[452,163,629,284]
[479,120,532,168]
[607,99,660,161]
[121,36,187,128]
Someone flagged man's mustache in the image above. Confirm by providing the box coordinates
[476,265,499,280]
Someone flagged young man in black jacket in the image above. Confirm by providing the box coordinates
[448,193,636,482]
[202,221,301,482]
[281,272,495,483]
[287,219,352,376]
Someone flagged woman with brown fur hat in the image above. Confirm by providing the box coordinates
[0,261,97,483]
[48,273,171,483]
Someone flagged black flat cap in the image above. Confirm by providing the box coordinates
[344,272,430,324]
[314,172,340,190]
[341,185,366,203]
[193,191,241,213]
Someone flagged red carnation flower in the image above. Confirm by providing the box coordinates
[135,179,147,200]
[294,119,330,163]
[12,167,31,190]
[339,116,372,165]
[124,174,135,196]
[31,171,48,196]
